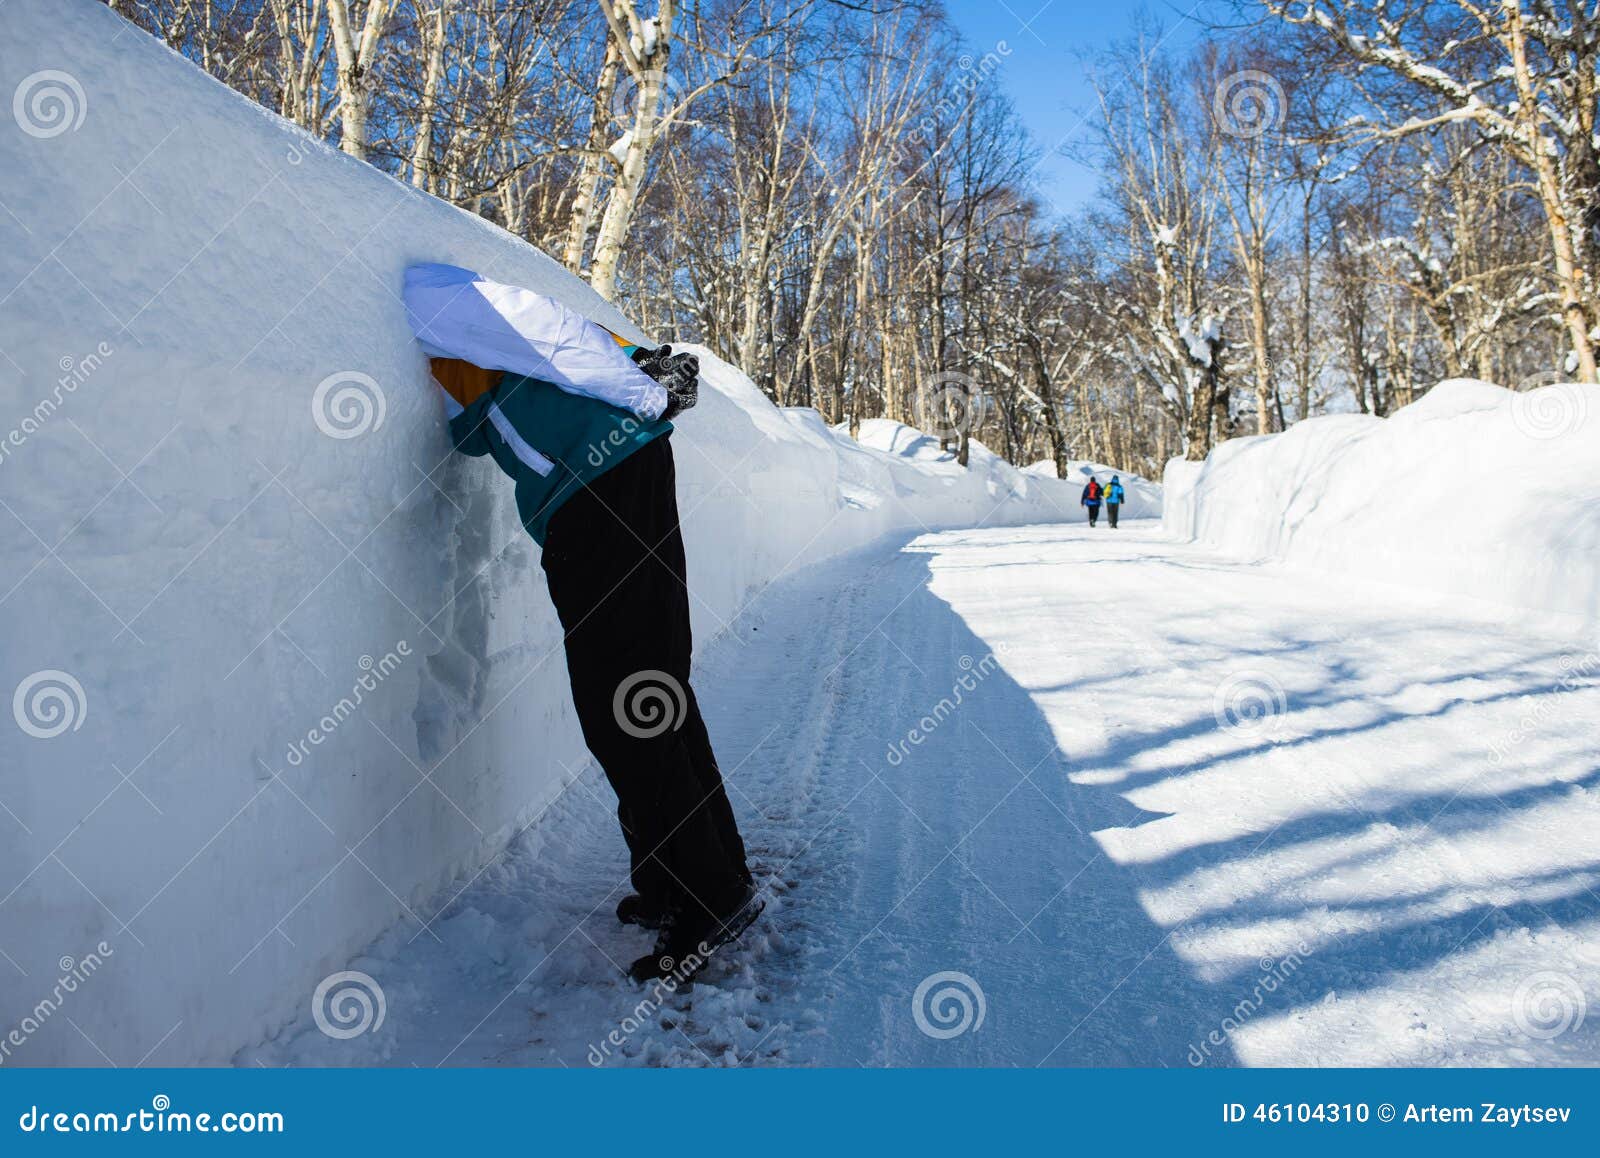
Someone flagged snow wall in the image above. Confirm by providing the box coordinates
[0,0,1122,1063]
[1164,379,1600,627]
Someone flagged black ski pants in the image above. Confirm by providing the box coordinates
[541,435,751,918]
[1107,502,1119,528]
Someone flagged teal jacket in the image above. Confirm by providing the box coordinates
[404,263,676,545]
[447,369,671,545]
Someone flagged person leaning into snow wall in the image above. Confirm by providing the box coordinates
[404,264,763,985]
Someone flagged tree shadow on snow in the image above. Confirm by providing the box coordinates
[718,545,1250,1067]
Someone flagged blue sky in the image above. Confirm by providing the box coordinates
[942,0,1233,215]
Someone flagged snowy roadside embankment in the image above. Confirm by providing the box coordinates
[0,0,1088,1064]
[1164,379,1600,626]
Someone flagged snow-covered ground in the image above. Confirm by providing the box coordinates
[248,522,1600,1067]
[0,0,1139,1064]
[1165,379,1600,628]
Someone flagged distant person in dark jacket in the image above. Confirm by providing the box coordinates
[1105,476,1125,528]
[1081,477,1103,527]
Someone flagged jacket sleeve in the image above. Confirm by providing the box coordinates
[437,383,494,457]
[404,263,669,421]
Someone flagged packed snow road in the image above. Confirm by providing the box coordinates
[246,522,1600,1067]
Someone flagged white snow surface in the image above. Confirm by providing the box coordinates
[1164,379,1600,628]
[247,522,1600,1067]
[0,0,1092,1065]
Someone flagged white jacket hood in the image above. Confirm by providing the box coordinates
[403,263,668,420]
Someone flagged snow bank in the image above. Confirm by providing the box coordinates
[1163,379,1600,626]
[1023,456,1162,519]
[0,0,1083,1064]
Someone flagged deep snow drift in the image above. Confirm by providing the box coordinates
[0,0,1139,1064]
[1164,380,1600,627]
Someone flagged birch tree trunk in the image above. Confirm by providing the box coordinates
[563,38,623,271]
[326,0,394,160]
[588,0,676,300]
[409,2,448,190]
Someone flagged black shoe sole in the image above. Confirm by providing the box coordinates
[616,895,676,931]
[617,909,672,931]
[627,894,765,985]
[705,894,764,954]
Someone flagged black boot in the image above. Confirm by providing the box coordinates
[616,893,677,931]
[627,883,764,984]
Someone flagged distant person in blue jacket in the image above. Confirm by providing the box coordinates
[1081,477,1103,526]
[1105,476,1125,528]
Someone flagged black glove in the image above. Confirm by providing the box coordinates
[632,343,699,421]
